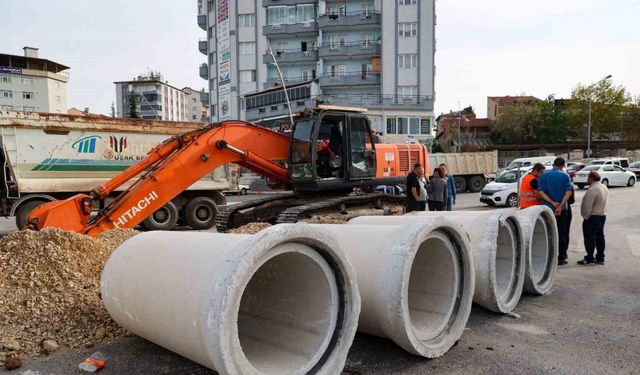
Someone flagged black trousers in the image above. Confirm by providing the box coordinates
[556,209,571,261]
[418,201,427,211]
[407,199,418,213]
[428,200,444,211]
[582,215,606,262]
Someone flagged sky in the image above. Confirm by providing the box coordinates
[1,0,639,118]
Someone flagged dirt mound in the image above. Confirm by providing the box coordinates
[229,222,272,234]
[0,228,138,362]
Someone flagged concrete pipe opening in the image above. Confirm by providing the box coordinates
[101,224,360,375]
[517,206,559,295]
[530,217,550,284]
[314,218,474,358]
[495,218,519,304]
[236,244,339,374]
[409,231,460,341]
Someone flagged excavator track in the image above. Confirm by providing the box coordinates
[276,193,406,224]
[215,193,299,232]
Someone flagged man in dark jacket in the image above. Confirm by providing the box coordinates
[427,167,448,211]
[406,163,424,212]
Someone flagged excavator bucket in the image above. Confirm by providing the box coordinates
[27,194,93,234]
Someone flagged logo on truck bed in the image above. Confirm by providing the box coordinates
[109,136,128,153]
[72,136,101,154]
[113,191,159,228]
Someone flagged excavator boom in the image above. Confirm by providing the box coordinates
[28,121,291,236]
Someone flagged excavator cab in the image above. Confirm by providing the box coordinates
[289,106,376,192]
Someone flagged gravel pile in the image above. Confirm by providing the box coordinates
[0,228,138,366]
[229,222,272,234]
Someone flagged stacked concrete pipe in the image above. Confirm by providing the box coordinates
[515,205,559,295]
[352,211,525,314]
[311,216,475,358]
[101,224,360,375]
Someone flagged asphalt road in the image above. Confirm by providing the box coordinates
[2,187,639,374]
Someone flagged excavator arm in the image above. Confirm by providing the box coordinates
[28,121,291,236]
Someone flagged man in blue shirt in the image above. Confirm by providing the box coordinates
[440,163,456,211]
[537,157,574,265]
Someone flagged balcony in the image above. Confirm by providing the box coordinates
[263,49,319,65]
[263,22,318,37]
[200,91,210,103]
[199,63,209,80]
[318,11,381,30]
[319,72,380,87]
[265,76,312,86]
[263,0,315,6]
[320,94,435,111]
[198,39,208,55]
[197,15,207,31]
[319,41,381,59]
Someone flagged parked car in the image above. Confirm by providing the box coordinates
[567,162,586,181]
[628,162,640,178]
[224,184,251,195]
[479,167,529,207]
[588,158,630,168]
[505,156,556,170]
[574,164,636,189]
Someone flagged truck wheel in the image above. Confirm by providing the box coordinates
[454,176,467,193]
[184,197,218,230]
[141,202,179,231]
[15,200,47,230]
[468,175,486,192]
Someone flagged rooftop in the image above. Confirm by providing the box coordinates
[0,52,69,74]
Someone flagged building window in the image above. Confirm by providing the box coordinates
[240,70,256,83]
[0,75,10,83]
[55,95,61,103]
[398,86,417,98]
[1,105,13,110]
[238,14,255,27]
[192,98,197,102]
[420,118,431,134]
[0,90,12,98]
[386,118,397,134]
[330,64,346,77]
[398,23,418,37]
[398,54,418,68]
[239,42,256,55]
[297,4,315,23]
[327,5,346,16]
[23,106,35,112]
[193,115,198,120]
[21,77,34,85]
[399,0,417,4]
[267,6,296,25]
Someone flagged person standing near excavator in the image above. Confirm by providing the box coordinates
[519,163,545,209]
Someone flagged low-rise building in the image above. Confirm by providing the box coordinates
[0,47,69,113]
[182,87,210,122]
[436,106,495,151]
[487,95,539,121]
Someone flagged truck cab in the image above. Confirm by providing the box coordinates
[289,105,377,192]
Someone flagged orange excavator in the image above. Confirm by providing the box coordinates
[28,105,428,236]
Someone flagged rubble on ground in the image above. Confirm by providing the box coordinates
[0,228,138,364]
[229,222,272,234]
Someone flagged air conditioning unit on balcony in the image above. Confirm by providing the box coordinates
[271,24,282,29]
[302,51,310,56]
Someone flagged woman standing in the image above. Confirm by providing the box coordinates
[427,168,448,211]
[417,173,429,211]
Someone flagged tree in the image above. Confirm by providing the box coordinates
[491,96,568,145]
[128,95,140,119]
[566,80,630,141]
[621,101,640,142]
[110,102,116,118]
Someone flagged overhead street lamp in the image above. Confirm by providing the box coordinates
[586,74,612,160]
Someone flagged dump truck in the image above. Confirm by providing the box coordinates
[0,111,229,229]
[428,150,498,193]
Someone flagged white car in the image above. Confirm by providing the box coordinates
[574,164,636,189]
[225,184,251,195]
[479,167,529,207]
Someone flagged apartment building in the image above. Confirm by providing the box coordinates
[183,86,211,122]
[114,72,189,121]
[197,0,436,143]
[0,47,69,113]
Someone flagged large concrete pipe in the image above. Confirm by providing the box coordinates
[101,224,360,375]
[515,205,559,295]
[351,211,525,314]
[310,217,474,358]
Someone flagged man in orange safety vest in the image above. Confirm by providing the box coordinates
[519,163,546,209]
